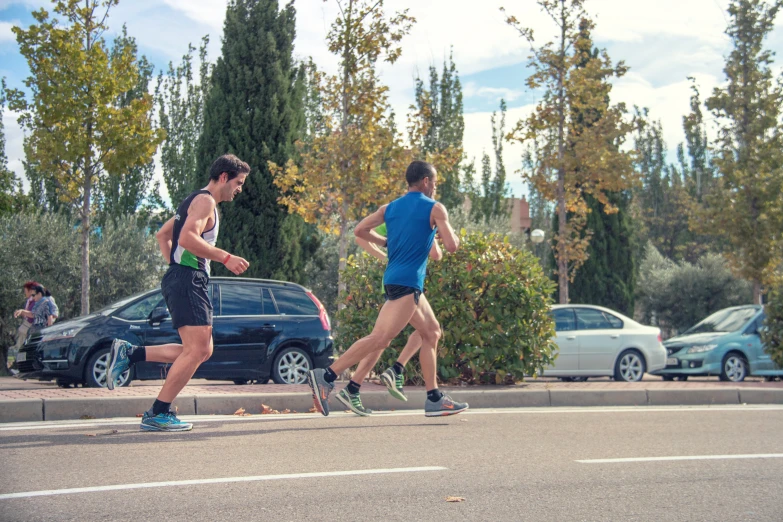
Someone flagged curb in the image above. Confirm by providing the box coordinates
[1,387,783,423]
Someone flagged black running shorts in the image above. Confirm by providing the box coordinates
[161,264,213,329]
[384,284,421,305]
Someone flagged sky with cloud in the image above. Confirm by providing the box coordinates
[2,0,783,202]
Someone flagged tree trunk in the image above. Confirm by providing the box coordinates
[81,174,91,316]
[753,280,762,305]
[556,0,568,305]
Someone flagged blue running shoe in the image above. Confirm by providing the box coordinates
[308,368,334,416]
[106,339,132,390]
[140,409,193,432]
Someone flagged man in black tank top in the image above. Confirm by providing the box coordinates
[105,154,251,432]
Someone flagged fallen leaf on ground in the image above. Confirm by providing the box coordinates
[86,434,96,437]
[308,407,317,413]
[445,496,465,503]
[262,404,280,414]
[80,415,95,420]
[281,409,291,414]
[459,419,468,422]
[135,413,144,418]
[110,429,119,434]
[233,407,246,416]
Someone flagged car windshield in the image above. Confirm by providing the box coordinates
[96,290,158,315]
[684,307,758,334]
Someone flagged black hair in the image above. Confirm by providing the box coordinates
[43,289,52,297]
[209,154,251,182]
[405,160,436,186]
[30,284,44,295]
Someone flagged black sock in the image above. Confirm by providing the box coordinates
[346,380,361,395]
[324,367,337,383]
[129,346,146,364]
[152,399,171,416]
[427,389,444,403]
[392,362,405,376]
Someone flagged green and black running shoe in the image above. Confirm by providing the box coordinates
[336,388,373,416]
[380,368,407,402]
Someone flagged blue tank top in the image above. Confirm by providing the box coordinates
[383,192,437,292]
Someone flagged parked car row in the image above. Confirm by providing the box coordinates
[543,304,783,382]
[16,277,783,388]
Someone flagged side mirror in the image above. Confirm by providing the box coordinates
[149,307,170,325]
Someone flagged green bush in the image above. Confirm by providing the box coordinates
[0,212,164,370]
[636,244,752,337]
[335,230,557,385]
[762,284,783,369]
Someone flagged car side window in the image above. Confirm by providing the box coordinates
[575,308,614,330]
[271,288,319,316]
[552,309,576,332]
[602,312,624,329]
[220,285,264,316]
[116,293,165,321]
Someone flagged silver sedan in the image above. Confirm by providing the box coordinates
[542,305,667,382]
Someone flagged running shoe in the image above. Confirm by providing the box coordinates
[308,368,334,416]
[140,409,193,432]
[424,394,469,417]
[336,388,373,416]
[380,367,407,402]
[106,339,132,390]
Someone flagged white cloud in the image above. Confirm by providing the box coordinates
[463,82,526,103]
[2,107,26,188]
[0,20,19,42]
[160,0,226,31]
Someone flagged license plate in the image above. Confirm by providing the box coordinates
[16,352,26,362]
[666,357,678,366]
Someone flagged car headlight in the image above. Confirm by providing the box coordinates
[41,326,84,342]
[687,344,718,354]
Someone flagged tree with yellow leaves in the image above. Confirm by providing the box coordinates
[271,0,418,297]
[8,0,163,314]
[502,1,635,304]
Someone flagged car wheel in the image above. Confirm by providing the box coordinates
[719,352,748,382]
[233,379,250,385]
[661,376,675,381]
[614,350,646,382]
[84,347,132,388]
[676,376,688,381]
[573,377,589,382]
[272,347,312,385]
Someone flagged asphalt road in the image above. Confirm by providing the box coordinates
[1,406,782,521]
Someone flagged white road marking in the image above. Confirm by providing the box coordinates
[577,454,783,464]
[0,466,448,500]
[1,405,781,431]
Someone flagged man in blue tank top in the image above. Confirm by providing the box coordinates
[309,160,469,417]
[105,155,251,432]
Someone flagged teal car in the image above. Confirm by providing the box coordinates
[652,305,783,382]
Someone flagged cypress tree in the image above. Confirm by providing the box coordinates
[570,192,635,315]
[196,0,313,282]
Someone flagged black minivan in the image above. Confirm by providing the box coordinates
[16,278,333,387]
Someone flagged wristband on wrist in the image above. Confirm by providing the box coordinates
[223,253,231,265]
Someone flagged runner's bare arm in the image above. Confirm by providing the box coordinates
[429,236,443,261]
[355,236,387,261]
[431,203,459,253]
[179,195,250,275]
[156,217,175,263]
[354,205,388,247]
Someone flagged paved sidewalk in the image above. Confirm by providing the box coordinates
[1,376,782,423]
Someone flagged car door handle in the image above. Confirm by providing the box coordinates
[610,334,620,339]
[566,336,576,340]
[261,324,276,329]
